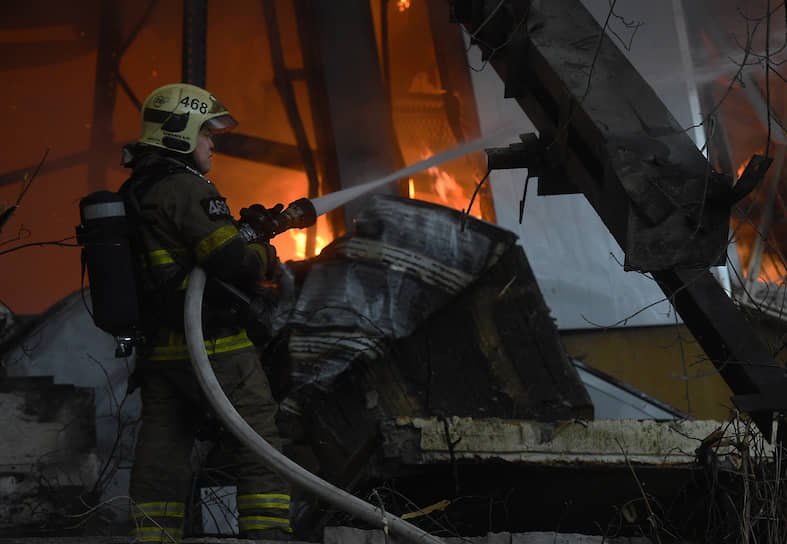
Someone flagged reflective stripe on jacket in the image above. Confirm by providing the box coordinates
[123,152,271,294]
[149,329,255,361]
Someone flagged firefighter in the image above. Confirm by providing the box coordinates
[122,83,292,542]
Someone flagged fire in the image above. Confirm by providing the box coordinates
[428,165,460,202]
[730,218,786,283]
[426,164,482,219]
[757,263,785,283]
[397,0,411,12]
[735,152,764,180]
[405,148,483,219]
[737,161,747,180]
[290,230,328,259]
[730,151,785,283]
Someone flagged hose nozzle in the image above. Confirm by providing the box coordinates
[277,197,316,233]
[240,198,317,241]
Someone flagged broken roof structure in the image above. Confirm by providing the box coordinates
[2,0,787,543]
[0,193,776,542]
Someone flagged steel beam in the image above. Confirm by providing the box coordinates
[182,0,207,87]
[427,0,497,221]
[455,0,736,271]
[212,133,304,171]
[262,0,320,257]
[87,0,123,193]
[305,0,402,232]
[452,0,787,436]
[653,267,783,434]
[293,0,346,238]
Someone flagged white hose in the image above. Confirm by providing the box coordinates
[184,266,444,544]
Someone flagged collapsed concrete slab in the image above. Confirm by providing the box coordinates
[0,293,140,535]
[0,377,99,535]
[368,417,767,539]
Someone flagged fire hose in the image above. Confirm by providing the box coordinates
[180,129,515,542]
[184,265,444,544]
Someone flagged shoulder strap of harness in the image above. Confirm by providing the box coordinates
[120,160,195,292]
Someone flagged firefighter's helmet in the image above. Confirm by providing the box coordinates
[138,83,238,154]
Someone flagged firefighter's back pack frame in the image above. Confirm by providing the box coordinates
[76,161,193,357]
[76,162,265,358]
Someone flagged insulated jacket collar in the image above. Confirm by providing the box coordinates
[121,143,211,183]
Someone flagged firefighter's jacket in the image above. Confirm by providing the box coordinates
[123,146,293,540]
[120,145,274,355]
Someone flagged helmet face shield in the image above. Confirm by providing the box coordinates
[138,83,237,154]
[203,113,238,132]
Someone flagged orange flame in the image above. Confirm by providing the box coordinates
[290,230,328,259]
[737,161,747,180]
[735,152,764,180]
[406,148,483,218]
[397,0,411,12]
[426,165,482,219]
[428,165,462,203]
[730,217,786,282]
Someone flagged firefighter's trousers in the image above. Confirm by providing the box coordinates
[129,332,291,542]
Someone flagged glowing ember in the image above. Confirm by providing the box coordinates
[397,0,411,12]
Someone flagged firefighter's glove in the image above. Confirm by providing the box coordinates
[239,203,284,241]
[261,242,279,280]
[244,284,279,345]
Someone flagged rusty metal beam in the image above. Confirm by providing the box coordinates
[182,0,207,87]
[451,0,787,436]
[293,0,346,238]
[427,0,498,221]
[212,133,304,170]
[305,0,401,232]
[87,0,123,193]
[262,0,320,257]
[653,267,782,434]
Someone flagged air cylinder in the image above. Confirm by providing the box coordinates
[76,190,140,342]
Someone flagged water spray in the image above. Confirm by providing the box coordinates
[308,126,519,217]
[262,126,518,242]
[263,127,517,240]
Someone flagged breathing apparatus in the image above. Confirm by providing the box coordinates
[76,191,141,357]
[76,193,316,356]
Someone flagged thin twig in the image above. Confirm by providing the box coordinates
[615,437,663,544]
